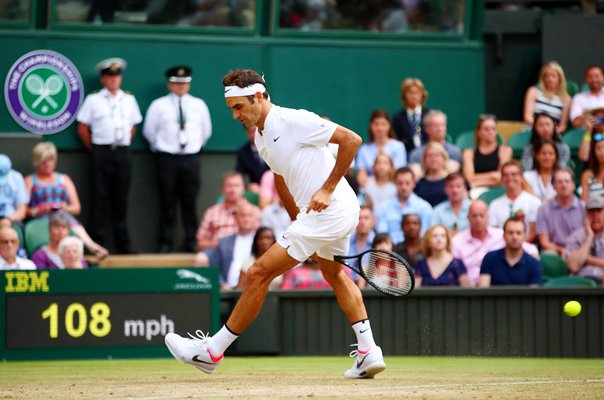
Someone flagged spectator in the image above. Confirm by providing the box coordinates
[523,140,558,202]
[206,200,260,289]
[24,142,108,259]
[358,232,394,289]
[196,172,249,251]
[393,213,424,270]
[580,125,604,201]
[32,213,88,269]
[415,224,470,287]
[143,65,212,253]
[238,227,279,289]
[58,236,87,269]
[76,57,142,254]
[432,172,471,234]
[489,161,541,243]
[521,113,570,171]
[349,205,376,259]
[579,107,604,163]
[478,217,542,287]
[261,199,290,239]
[453,200,539,287]
[536,168,585,258]
[235,125,269,193]
[377,167,433,244]
[392,78,431,154]
[363,153,396,215]
[0,226,35,270]
[462,114,512,196]
[281,258,331,290]
[570,65,604,128]
[414,142,449,207]
[0,154,28,226]
[259,169,279,208]
[355,109,407,188]
[566,193,604,284]
[523,61,571,133]
[408,110,461,179]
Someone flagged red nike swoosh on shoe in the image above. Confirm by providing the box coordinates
[208,350,224,363]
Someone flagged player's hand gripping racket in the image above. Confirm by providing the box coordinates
[335,249,415,296]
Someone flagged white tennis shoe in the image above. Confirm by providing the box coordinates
[165,330,223,374]
[344,345,386,379]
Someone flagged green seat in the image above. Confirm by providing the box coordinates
[455,130,504,150]
[24,218,50,257]
[562,128,585,156]
[540,252,570,282]
[508,130,531,158]
[11,221,25,248]
[543,276,597,288]
[215,190,259,206]
[566,80,580,97]
[477,186,505,205]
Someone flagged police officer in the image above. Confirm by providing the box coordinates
[143,66,212,253]
[77,58,142,254]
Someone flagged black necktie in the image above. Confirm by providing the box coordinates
[178,98,185,131]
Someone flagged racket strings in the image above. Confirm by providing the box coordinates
[361,251,413,296]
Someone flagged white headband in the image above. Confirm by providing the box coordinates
[224,83,266,98]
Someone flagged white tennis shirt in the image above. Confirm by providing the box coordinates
[255,105,359,216]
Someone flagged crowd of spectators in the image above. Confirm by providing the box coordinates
[1,60,603,290]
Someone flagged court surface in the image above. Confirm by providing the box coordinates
[1,356,603,399]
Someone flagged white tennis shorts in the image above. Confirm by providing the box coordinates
[278,209,359,262]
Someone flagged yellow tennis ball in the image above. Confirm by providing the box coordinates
[564,300,582,317]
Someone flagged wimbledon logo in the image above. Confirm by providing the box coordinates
[4,50,84,135]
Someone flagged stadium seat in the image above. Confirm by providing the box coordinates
[562,128,585,156]
[566,80,580,97]
[24,218,50,256]
[508,130,531,158]
[11,221,24,248]
[543,276,597,288]
[215,190,259,206]
[477,186,505,204]
[540,252,570,282]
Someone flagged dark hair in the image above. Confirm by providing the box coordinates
[474,114,497,148]
[588,133,604,177]
[372,232,392,248]
[393,166,415,181]
[445,172,465,184]
[368,109,395,142]
[503,216,526,232]
[251,226,275,258]
[584,64,604,77]
[401,213,421,230]
[222,69,269,103]
[532,140,559,173]
[530,113,561,148]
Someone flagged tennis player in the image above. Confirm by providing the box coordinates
[165,69,385,379]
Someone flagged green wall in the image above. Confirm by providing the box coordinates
[0,31,485,151]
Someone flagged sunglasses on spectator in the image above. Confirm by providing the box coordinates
[594,133,604,142]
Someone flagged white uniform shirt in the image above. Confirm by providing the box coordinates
[226,232,254,287]
[143,93,212,154]
[255,105,359,215]
[570,88,604,121]
[0,256,36,270]
[77,88,143,146]
[488,190,542,233]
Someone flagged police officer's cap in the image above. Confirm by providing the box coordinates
[166,66,192,83]
[96,58,127,76]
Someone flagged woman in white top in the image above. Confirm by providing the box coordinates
[363,153,396,215]
[523,140,558,202]
[523,61,571,133]
[355,109,406,188]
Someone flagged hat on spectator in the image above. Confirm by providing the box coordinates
[586,193,604,210]
[49,212,70,228]
[165,66,192,83]
[96,58,127,76]
[0,154,11,187]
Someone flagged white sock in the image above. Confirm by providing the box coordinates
[351,319,376,352]
[208,325,239,356]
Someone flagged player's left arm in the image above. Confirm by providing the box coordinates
[307,126,361,213]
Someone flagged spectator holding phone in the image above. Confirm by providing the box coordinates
[24,142,108,259]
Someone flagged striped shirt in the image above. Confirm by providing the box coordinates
[533,88,563,121]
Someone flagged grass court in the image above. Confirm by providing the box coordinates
[1,356,603,399]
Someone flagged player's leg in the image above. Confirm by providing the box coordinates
[165,242,299,373]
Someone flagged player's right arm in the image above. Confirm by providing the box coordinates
[274,173,299,221]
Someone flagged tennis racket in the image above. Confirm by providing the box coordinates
[335,249,415,297]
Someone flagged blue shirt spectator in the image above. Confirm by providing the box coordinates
[479,248,542,286]
[356,139,407,178]
[377,192,432,244]
[432,198,471,233]
[0,154,29,222]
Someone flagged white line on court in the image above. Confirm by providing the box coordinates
[125,378,604,400]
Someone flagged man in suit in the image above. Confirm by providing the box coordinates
[209,200,260,289]
[392,78,430,154]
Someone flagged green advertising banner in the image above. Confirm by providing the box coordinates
[0,268,220,360]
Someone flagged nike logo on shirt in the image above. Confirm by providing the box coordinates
[273,136,281,142]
